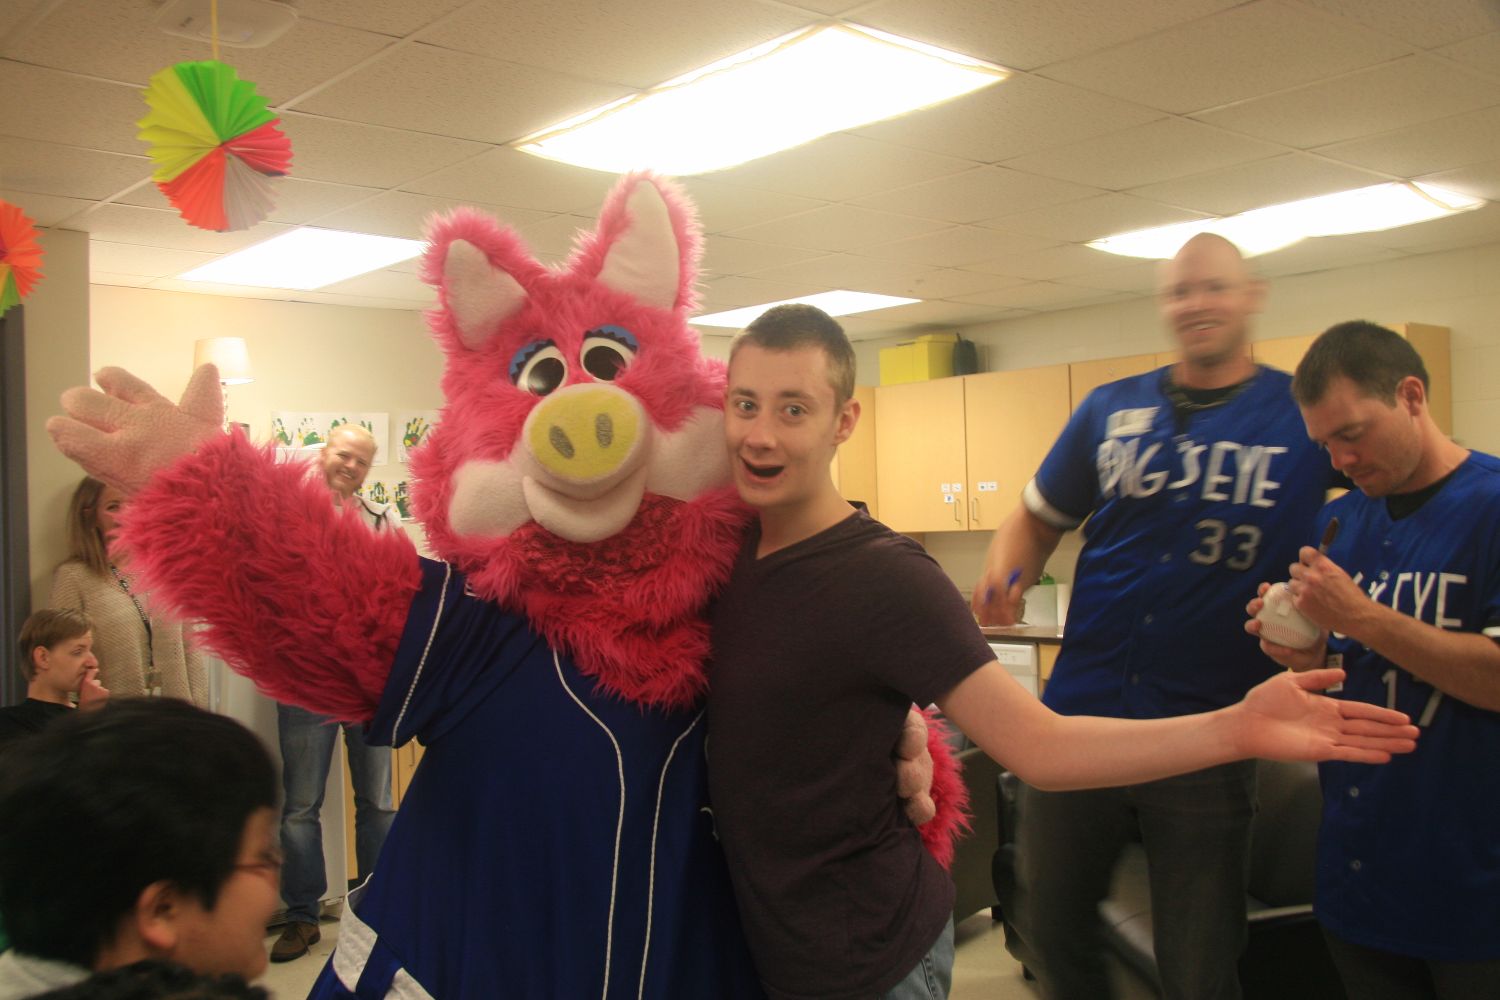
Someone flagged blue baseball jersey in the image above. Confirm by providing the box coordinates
[307,558,762,1000]
[1315,452,1500,961]
[1032,366,1334,718]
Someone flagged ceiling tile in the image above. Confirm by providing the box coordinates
[1251,234,1407,276]
[850,166,1101,224]
[1436,31,1500,75]
[1056,259,1161,293]
[0,0,49,38]
[317,269,436,302]
[966,243,1147,281]
[853,73,1162,163]
[415,0,814,89]
[1196,55,1500,149]
[89,272,155,288]
[697,275,828,311]
[0,138,149,200]
[1001,118,1282,190]
[310,191,554,241]
[67,204,296,254]
[953,281,1124,309]
[677,177,827,234]
[711,134,977,202]
[278,112,487,189]
[1417,159,1500,201]
[116,175,382,227]
[743,253,937,291]
[700,237,825,277]
[725,204,949,253]
[1350,201,1500,254]
[1293,0,1500,50]
[87,241,215,279]
[854,0,1243,71]
[1,189,96,227]
[880,268,1030,301]
[294,291,427,311]
[1316,104,1500,176]
[511,214,601,262]
[1042,0,1412,115]
[863,226,1059,268]
[983,193,1210,243]
[298,0,471,38]
[402,147,617,216]
[296,42,631,144]
[0,61,147,154]
[1127,152,1392,214]
[863,298,1019,327]
[13,3,393,105]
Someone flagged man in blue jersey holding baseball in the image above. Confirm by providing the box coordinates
[1248,320,1500,999]
[973,233,1339,1000]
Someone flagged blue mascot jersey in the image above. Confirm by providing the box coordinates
[1315,452,1500,961]
[1033,366,1335,718]
[309,558,763,999]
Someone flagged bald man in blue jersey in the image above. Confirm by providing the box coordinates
[974,234,1340,1000]
[1249,320,1500,1000]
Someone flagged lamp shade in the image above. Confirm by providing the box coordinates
[193,336,253,384]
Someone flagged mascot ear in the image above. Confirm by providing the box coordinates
[595,179,682,310]
[442,240,528,351]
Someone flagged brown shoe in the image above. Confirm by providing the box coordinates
[270,922,321,963]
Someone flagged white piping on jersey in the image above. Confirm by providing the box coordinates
[1023,478,1083,531]
[553,649,628,1000]
[1484,624,1500,638]
[332,882,436,999]
[637,712,703,1000]
[391,563,452,744]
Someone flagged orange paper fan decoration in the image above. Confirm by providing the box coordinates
[0,200,45,316]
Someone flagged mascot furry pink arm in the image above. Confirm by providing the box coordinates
[48,173,967,999]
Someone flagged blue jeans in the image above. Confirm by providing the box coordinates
[1016,760,1257,1000]
[882,917,955,1000]
[277,702,396,925]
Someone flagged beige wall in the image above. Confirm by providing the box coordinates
[851,240,1500,594]
[24,228,91,612]
[89,284,445,553]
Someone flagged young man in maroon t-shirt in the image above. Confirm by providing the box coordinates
[705,304,1419,1000]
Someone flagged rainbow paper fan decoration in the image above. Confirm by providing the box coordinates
[0,200,45,317]
[137,60,292,232]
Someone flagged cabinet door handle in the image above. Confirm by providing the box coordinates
[953,494,961,523]
[970,496,979,525]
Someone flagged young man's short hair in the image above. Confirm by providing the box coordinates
[730,304,857,406]
[0,699,277,968]
[29,958,270,1000]
[1292,320,1430,407]
[16,608,91,682]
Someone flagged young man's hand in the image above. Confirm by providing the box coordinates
[78,667,110,711]
[1234,668,1417,764]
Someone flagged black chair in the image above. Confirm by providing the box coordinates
[992,760,1347,999]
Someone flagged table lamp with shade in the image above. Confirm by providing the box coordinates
[193,336,253,429]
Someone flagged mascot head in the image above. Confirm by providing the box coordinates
[411,174,750,709]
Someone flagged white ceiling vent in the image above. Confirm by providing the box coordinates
[154,0,299,49]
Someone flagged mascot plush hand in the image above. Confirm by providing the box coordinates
[48,173,965,999]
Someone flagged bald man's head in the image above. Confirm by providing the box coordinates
[321,425,377,499]
[1157,233,1265,370]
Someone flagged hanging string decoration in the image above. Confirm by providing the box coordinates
[136,60,293,232]
[0,199,45,317]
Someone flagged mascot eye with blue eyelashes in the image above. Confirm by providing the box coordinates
[510,341,567,396]
[580,325,637,382]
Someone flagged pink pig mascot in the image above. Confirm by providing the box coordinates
[49,174,966,999]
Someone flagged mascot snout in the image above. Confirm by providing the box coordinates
[522,383,648,498]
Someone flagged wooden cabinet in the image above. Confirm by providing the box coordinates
[965,367,1072,531]
[1251,322,1452,435]
[875,366,1070,533]
[831,384,878,518]
[1068,353,1157,411]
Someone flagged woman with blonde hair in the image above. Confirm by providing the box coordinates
[49,476,207,705]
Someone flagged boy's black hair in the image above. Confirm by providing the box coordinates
[0,699,277,968]
[30,959,270,1000]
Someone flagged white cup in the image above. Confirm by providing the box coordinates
[1254,582,1322,649]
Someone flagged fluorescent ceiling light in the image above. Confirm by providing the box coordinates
[178,228,425,290]
[692,290,919,329]
[1089,182,1485,259]
[517,24,1008,175]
